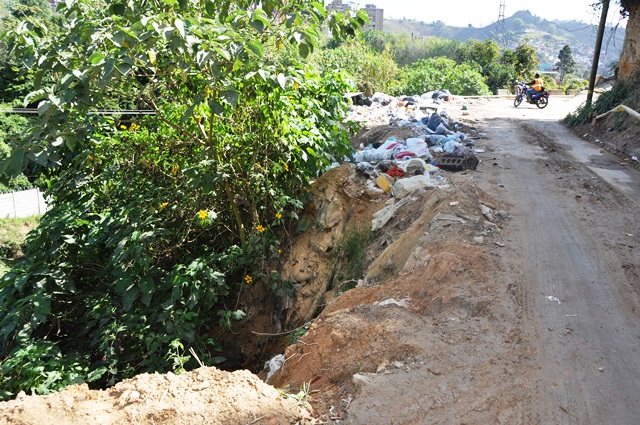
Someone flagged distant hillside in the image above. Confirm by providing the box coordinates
[384,9,625,77]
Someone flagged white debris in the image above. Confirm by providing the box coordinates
[266,354,285,383]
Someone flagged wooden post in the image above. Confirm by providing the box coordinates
[587,0,610,107]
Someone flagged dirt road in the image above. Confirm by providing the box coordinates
[333,96,640,424]
[479,97,640,424]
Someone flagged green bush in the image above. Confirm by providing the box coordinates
[564,71,640,126]
[391,57,491,96]
[564,79,588,94]
[0,105,35,193]
[0,0,365,399]
[315,41,399,97]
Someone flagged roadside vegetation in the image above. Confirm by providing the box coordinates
[359,31,539,95]
[564,70,640,126]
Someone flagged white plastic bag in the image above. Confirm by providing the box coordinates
[390,175,435,198]
[406,138,433,160]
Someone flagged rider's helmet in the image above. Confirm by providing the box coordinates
[535,73,540,78]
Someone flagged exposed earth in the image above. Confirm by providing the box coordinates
[1,93,639,424]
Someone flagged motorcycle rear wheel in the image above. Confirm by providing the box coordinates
[536,97,548,109]
[514,96,522,107]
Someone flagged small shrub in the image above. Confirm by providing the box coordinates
[328,227,372,293]
[316,41,399,97]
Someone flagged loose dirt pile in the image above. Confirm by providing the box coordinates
[270,172,520,423]
[0,367,313,425]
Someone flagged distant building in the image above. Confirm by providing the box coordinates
[328,0,350,13]
[326,1,384,32]
[363,4,383,31]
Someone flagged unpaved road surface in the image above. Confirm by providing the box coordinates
[477,97,640,425]
[325,95,640,424]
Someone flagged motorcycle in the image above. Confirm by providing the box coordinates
[513,82,549,109]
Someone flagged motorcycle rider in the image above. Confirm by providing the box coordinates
[526,73,544,102]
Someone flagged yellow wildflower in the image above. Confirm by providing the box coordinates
[244,275,253,284]
[256,225,265,233]
[197,210,208,220]
[171,165,179,175]
[278,249,282,255]
[160,202,168,210]
[275,212,282,220]
[129,122,140,131]
[120,125,127,130]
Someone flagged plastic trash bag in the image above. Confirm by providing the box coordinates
[443,140,460,154]
[406,138,433,161]
[390,174,435,198]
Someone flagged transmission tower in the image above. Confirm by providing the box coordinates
[496,0,507,47]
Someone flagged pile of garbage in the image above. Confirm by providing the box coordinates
[342,91,482,201]
[346,90,464,127]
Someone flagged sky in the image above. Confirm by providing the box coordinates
[357,0,627,28]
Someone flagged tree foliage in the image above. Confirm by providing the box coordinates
[359,33,540,94]
[0,0,365,399]
[556,44,576,84]
[391,57,491,96]
[317,39,399,96]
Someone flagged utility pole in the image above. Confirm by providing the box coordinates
[587,0,610,107]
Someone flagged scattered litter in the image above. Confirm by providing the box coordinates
[626,233,635,237]
[481,204,494,222]
[371,195,415,231]
[375,174,394,193]
[378,297,411,308]
[266,354,285,383]
[546,296,562,304]
[390,174,434,198]
[494,242,506,247]
[433,213,468,224]
[449,201,459,206]
[399,158,429,176]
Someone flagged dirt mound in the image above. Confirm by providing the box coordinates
[0,367,313,425]
[270,172,513,421]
